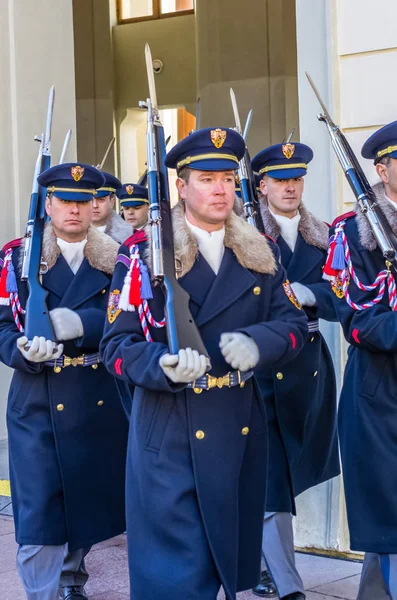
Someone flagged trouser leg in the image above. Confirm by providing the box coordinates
[60,546,90,588]
[379,554,397,600]
[357,553,391,600]
[17,544,64,600]
[262,511,304,598]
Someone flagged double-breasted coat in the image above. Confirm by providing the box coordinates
[331,182,397,553]
[259,204,340,512]
[100,203,308,600]
[0,225,128,551]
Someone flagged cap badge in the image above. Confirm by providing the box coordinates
[282,143,295,160]
[126,185,134,195]
[211,128,227,149]
[71,166,85,182]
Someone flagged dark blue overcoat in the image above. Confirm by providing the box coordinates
[258,208,340,512]
[0,234,128,551]
[100,222,308,600]
[331,210,397,553]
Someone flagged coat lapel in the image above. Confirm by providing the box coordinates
[195,248,257,327]
[179,254,217,318]
[284,234,325,282]
[58,259,110,309]
[42,255,74,299]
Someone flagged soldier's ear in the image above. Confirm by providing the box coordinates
[176,177,187,200]
[376,162,389,184]
[45,195,52,216]
[260,177,268,196]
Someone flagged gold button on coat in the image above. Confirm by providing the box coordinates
[101,289,106,295]
[253,286,261,295]
[276,372,283,380]
[57,404,64,412]
[92,364,98,370]
[310,336,315,343]
[313,371,318,377]
[54,366,62,374]
[241,427,249,435]
[195,430,205,440]
[97,400,104,406]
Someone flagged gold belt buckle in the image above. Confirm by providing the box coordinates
[206,372,231,389]
[63,355,85,367]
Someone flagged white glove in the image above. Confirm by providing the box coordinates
[50,308,84,341]
[219,332,259,371]
[159,348,207,383]
[17,336,63,363]
[290,282,317,307]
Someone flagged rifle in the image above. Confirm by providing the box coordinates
[22,87,56,342]
[139,43,210,363]
[306,73,397,272]
[230,88,264,232]
[137,135,171,186]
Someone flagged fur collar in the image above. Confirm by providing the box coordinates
[356,181,397,251]
[145,201,276,277]
[105,211,133,244]
[260,202,329,250]
[24,223,119,275]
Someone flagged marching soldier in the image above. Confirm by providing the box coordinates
[0,164,128,600]
[328,122,397,600]
[250,142,340,600]
[92,172,132,243]
[117,183,149,229]
[100,127,308,600]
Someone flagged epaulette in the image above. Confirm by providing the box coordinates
[2,238,22,253]
[123,230,148,247]
[331,211,356,228]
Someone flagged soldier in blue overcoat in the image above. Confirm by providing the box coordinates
[0,164,128,600]
[250,143,340,600]
[327,122,397,600]
[100,127,308,600]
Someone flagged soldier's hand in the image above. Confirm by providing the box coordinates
[159,348,207,383]
[290,282,317,307]
[17,336,64,363]
[219,332,259,371]
[50,308,84,341]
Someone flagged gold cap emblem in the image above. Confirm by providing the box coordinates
[210,128,227,149]
[71,166,85,182]
[126,184,134,195]
[282,143,295,160]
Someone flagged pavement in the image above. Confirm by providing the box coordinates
[0,513,363,599]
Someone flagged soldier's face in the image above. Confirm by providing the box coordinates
[260,176,304,218]
[45,195,93,242]
[177,170,235,230]
[123,205,149,229]
[92,194,115,226]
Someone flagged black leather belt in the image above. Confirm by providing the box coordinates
[45,352,101,373]
[188,369,254,394]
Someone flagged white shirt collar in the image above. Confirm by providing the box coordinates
[185,217,225,274]
[385,194,397,211]
[57,237,87,274]
[270,209,301,252]
[95,225,107,233]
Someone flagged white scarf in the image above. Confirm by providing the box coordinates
[270,209,301,251]
[185,218,225,274]
[57,238,87,274]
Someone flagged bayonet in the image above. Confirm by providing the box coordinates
[145,43,158,112]
[243,110,253,142]
[196,96,201,131]
[230,88,243,134]
[98,137,115,170]
[59,129,72,164]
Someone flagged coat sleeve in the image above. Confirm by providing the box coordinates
[75,308,108,349]
[237,263,308,370]
[306,280,339,322]
[100,245,186,393]
[331,223,397,352]
[0,251,43,374]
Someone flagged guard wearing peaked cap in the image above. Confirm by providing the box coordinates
[325,121,397,599]
[117,183,149,230]
[101,125,308,600]
[0,161,128,599]
[250,141,339,600]
[92,171,132,244]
